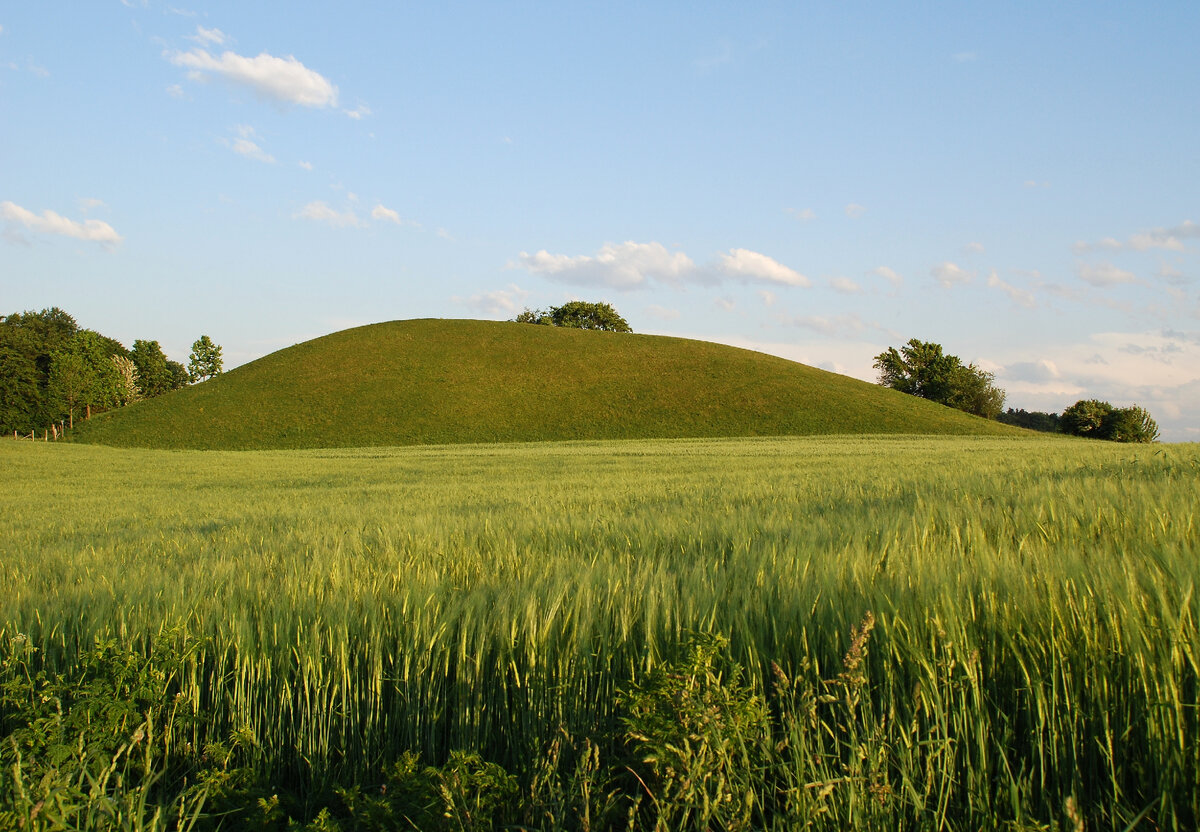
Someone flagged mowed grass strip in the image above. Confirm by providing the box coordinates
[70,319,1018,449]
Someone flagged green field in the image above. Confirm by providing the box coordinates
[69,319,1017,449]
[2,435,1197,830]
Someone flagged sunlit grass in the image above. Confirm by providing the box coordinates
[2,435,1197,828]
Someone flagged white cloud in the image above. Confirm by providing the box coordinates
[516,241,808,290]
[716,248,810,287]
[844,203,866,218]
[870,266,903,286]
[964,241,985,255]
[293,200,362,228]
[987,270,1036,308]
[758,290,776,307]
[646,304,681,321]
[225,137,274,163]
[786,207,816,222]
[784,313,871,338]
[518,241,696,290]
[1077,262,1138,288]
[166,83,185,99]
[453,284,529,318]
[829,276,860,294]
[188,26,226,46]
[298,160,313,171]
[166,47,339,108]
[1074,220,1200,254]
[77,197,106,212]
[1,200,122,245]
[344,103,371,120]
[714,297,736,311]
[371,204,418,227]
[931,261,972,288]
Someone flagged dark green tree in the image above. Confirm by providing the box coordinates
[548,301,632,332]
[1061,399,1159,442]
[996,408,1061,433]
[513,302,632,331]
[47,330,125,425]
[873,339,1005,418]
[130,339,174,398]
[188,335,223,382]
[166,360,190,390]
[0,307,78,432]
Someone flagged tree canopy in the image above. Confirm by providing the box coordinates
[0,307,191,434]
[188,335,224,382]
[873,339,1005,419]
[1060,399,1158,443]
[513,301,632,332]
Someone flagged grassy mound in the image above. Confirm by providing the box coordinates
[73,318,1019,449]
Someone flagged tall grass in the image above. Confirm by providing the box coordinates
[2,435,1197,829]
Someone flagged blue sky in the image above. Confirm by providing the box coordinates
[3,2,1199,440]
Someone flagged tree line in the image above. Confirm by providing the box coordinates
[875,339,1158,443]
[0,307,222,434]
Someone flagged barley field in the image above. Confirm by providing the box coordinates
[1,435,1197,830]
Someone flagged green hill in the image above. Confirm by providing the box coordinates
[72,318,1020,449]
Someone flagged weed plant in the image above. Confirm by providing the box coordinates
[1,435,1197,829]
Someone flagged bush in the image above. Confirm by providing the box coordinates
[1060,399,1159,443]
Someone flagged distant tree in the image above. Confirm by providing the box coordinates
[48,330,125,425]
[549,301,632,332]
[1059,399,1113,439]
[111,354,140,405]
[166,360,190,390]
[513,307,552,325]
[513,301,631,332]
[1060,399,1159,443]
[0,307,79,432]
[1106,404,1159,443]
[188,336,223,382]
[996,408,1061,433]
[873,339,1005,418]
[131,339,175,398]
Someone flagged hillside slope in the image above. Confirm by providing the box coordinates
[72,319,1020,449]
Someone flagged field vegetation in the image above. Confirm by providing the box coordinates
[2,435,1197,830]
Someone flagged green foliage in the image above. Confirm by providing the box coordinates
[621,632,771,831]
[1060,399,1159,443]
[48,330,127,423]
[70,319,1020,449]
[0,307,78,432]
[514,301,632,332]
[0,632,209,830]
[997,408,1061,433]
[187,337,223,383]
[874,339,1006,418]
[130,340,179,399]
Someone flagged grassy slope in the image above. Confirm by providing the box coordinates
[73,318,1019,449]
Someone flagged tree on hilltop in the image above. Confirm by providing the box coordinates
[513,301,632,332]
[188,336,223,382]
[873,339,1005,418]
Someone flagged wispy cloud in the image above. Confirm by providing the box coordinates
[293,200,363,228]
[931,261,972,288]
[829,276,861,294]
[166,46,339,109]
[1073,220,1200,254]
[187,26,226,46]
[517,241,695,289]
[987,270,1036,308]
[515,241,809,290]
[1,200,122,246]
[715,248,810,287]
[1077,262,1138,288]
[870,266,903,287]
[786,207,816,222]
[844,203,867,219]
[452,284,529,318]
[646,304,681,321]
